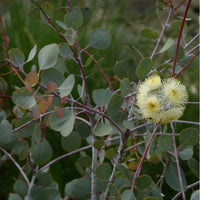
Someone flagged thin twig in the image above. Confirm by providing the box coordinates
[0,147,30,185]
[185,44,200,56]
[38,145,92,173]
[184,33,200,50]
[171,0,192,77]
[150,7,173,60]
[12,111,54,133]
[172,181,200,200]
[131,123,159,191]
[175,120,200,126]
[170,122,186,200]
[123,141,145,153]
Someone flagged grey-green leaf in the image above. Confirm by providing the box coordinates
[61,131,81,152]
[165,163,187,191]
[92,89,113,106]
[114,59,138,81]
[12,87,36,109]
[8,193,22,200]
[179,146,193,160]
[107,93,123,118]
[65,178,91,200]
[0,122,12,145]
[157,134,173,152]
[136,57,153,80]
[96,163,112,180]
[49,109,75,137]
[38,43,59,70]
[94,122,113,136]
[13,180,27,197]
[32,140,52,165]
[58,74,75,97]
[64,7,83,29]
[121,190,136,200]
[89,29,111,49]
[190,190,200,200]
[9,48,25,68]
[179,128,199,148]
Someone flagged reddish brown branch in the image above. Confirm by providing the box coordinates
[171,0,192,77]
[174,0,186,10]
[174,50,200,78]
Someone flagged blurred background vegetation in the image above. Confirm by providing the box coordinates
[0,0,199,199]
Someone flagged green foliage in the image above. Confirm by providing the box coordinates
[0,1,198,200]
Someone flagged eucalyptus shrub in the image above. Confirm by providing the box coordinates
[0,1,199,200]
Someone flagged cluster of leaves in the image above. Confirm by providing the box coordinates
[0,0,199,200]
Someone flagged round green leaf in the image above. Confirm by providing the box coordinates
[38,43,59,70]
[89,28,111,49]
[31,186,49,200]
[9,48,25,68]
[114,59,138,81]
[179,146,193,160]
[65,178,91,200]
[187,158,199,178]
[61,131,81,152]
[157,134,173,152]
[0,122,12,145]
[94,122,113,137]
[80,7,92,27]
[13,180,27,197]
[135,175,153,190]
[190,190,200,200]
[12,87,36,109]
[47,189,60,200]
[41,68,64,87]
[121,190,136,200]
[165,163,187,191]
[77,156,92,168]
[179,128,199,148]
[92,89,113,107]
[58,74,75,97]
[38,173,52,187]
[107,93,123,118]
[106,148,116,160]
[118,164,130,179]
[120,78,132,96]
[75,122,91,138]
[32,140,52,165]
[49,110,75,137]
[136,57,153,80]
[96,163,112,180]
[8,193,22,200]
[64,7,83,29]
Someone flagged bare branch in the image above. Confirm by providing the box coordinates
[170,122,186,200]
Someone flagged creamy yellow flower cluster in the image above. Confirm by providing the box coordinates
[136,74,188,124]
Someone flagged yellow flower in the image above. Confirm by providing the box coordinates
[136,74,188,124]
[145,74,161,90]
[160,107,184,124]
[136,83,150,109]
[162,78,188,105]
